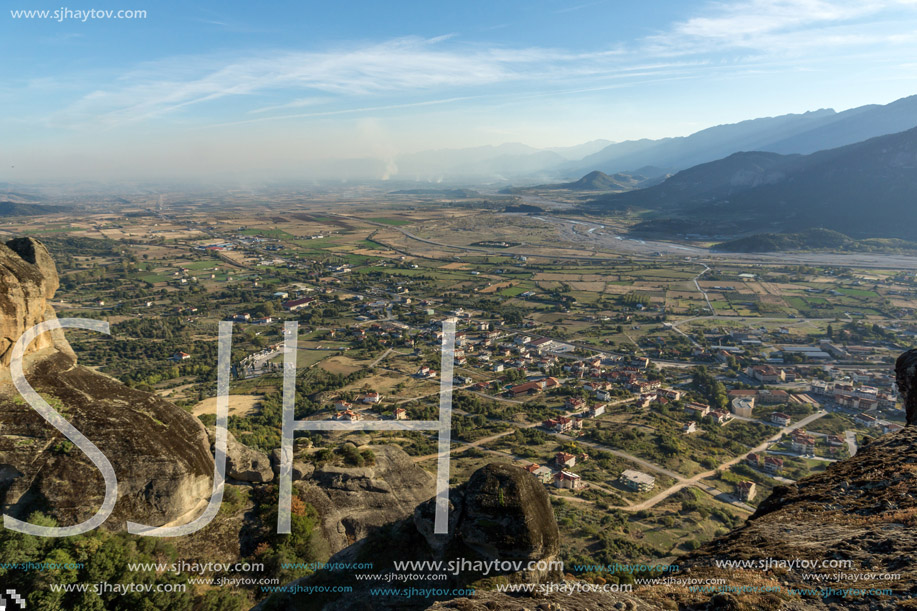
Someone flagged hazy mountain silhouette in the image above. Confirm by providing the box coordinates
[587,126,917,239]
[566,94,917,177]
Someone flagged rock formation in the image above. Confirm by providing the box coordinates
[896,348,917,425]
[298,444,436,554]
[414,463,560,582]
[0,237,73,365]
[262,463,563,610]
[219,430,274,483]
[0,238,214,529]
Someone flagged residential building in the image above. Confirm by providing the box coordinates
[770,412,792,426]
[684,402,711,419]
[735,481,756,502]
[555,452,576,468]
[763,456,784,474]
[565,397,587,411]
[827,434,845,446]
[553,471,583,490]
[790,430,816,455]
[334,409,362,422]
[619,469,655,492]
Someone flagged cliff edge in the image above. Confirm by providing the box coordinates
[0,238,214,530]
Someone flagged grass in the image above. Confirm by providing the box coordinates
[239,228,295,239]
[499,285,529,297]
[368,217,411,226]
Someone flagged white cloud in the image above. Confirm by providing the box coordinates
[647,0,917,53]
[32,0,917,133]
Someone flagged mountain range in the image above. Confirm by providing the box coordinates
[583,125,917,240]
[389,94,917,183]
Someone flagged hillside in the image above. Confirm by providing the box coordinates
[714,228,917,253]
[588,126,917,240]
[501,170,660,195]
[0,201,71,216]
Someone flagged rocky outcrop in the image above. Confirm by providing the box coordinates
[0,238,73,365]
[0,238,214,529]
[673,425,917,610]
[415,463,560,582]
[261,463,564,611]
[896,348,917,425]
[221,430,273,483]
[298,445,436,554]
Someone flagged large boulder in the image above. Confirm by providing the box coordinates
[298,445,436,554]
[0,238,214,529]
[224,430,273,483]
[414,463,560,582]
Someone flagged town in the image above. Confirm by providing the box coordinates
[15,193,912,566]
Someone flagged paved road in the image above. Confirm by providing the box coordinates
[409,408,827,514]
[588,409,829,513]
[368,347,393,368]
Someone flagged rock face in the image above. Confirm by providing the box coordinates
[896,348,917,425]
[223,430,273,483]
[298,445,436,554]
[263,462,563,611]
[414,462,560,581]
[0,238,214,529]
[674,425,917,610]
[0,238,73,365]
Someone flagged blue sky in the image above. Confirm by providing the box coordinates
[3,0,917,181]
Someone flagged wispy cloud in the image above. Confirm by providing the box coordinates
[48,37,635,128]
[646,0,917,54]
[36,0,917,131]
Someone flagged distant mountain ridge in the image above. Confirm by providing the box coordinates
[566,94,917,177]
[387,94,917,183]
[585,125,917,240]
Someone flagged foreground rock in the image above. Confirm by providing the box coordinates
[222,430,273,483]
[414,463,560,582]
[671,425,917,610]
[261,462,564,610]
[298,445,436,554]
[0,238,214,529]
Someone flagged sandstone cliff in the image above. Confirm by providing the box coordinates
[0,238,214,529]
